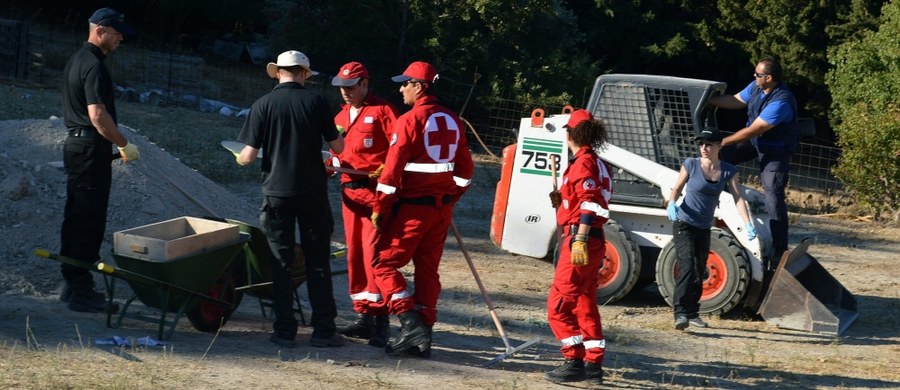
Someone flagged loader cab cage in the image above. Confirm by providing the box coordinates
[586,74,727,207]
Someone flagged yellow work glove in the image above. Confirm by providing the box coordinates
[369,164,385,180]
[570,236,589,267]
[549,190,561,208]
[371,212,382,232]
[117,142,140,162]
[336,124,346,135]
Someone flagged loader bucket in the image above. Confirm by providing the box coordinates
[758,238,858,336]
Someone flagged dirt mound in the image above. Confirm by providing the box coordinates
[0,118,257,296]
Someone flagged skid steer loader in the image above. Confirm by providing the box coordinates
[490,74,858,335]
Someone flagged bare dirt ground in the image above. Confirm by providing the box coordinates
[1,117,898,389]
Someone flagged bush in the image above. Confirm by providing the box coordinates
[826,0,900,221]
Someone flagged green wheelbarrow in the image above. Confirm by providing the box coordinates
[185,217,348,332]
[36,216,249,340]
[37,216,347,340]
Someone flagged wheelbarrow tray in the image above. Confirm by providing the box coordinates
[111,241,246,312]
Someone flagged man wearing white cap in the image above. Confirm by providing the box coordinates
[369,61,474,357]
[330,61,399,347]
[236,50,345,348]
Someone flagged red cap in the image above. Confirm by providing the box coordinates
[331,61,369,87]
[391,61,439,83]
[565,109,594,128]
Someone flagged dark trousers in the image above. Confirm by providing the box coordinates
[721,141,791,261]
[60,136,112,289]
[672,221,710,319]
[260,194,337,339]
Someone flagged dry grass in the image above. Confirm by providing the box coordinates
[0,340,192,389]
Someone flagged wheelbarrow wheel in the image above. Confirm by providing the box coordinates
[187,272,242,333]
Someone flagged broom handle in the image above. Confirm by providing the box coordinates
[450,221,513,351]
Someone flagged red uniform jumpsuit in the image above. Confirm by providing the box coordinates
[372,94,474,327]
[332,93,398,316]
[549,146,612,365]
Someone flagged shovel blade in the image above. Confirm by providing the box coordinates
[758,239,858,336]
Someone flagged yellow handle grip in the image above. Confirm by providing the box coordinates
[34,249,51,258]
[97,262,116,274]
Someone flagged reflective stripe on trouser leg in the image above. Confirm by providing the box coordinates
[372,203,444,316]
[410,203,453,327]
[341,195,386,315]
[548,236,606,363]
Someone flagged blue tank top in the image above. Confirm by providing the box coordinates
[677,158,737,229]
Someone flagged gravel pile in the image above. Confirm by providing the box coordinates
[0,118,258,296]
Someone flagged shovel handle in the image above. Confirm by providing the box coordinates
[550,155,559,191]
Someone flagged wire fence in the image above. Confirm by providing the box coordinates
[4,17,846,214]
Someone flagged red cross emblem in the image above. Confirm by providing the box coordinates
[425,113,458,162]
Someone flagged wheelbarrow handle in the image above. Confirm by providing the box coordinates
[97,262,233,308]
[34,248,98,271]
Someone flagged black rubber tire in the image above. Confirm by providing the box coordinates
[655,227,751,315]
[187,272,242,333]
[597,220,642,305]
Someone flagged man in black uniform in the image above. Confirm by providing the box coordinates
[236,50,345,348]
[59,7,140,313]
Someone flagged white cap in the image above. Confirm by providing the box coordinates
[266,50,318,79]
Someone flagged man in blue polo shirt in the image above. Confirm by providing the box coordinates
[709,56,800,266]
[59,7,140,313]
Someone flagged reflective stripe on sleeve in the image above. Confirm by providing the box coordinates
[560,334,584,346]
[584,339,606,349]
[581,201,610,218]
[453,176,471,187]
[377,182,397,194]
[404,162,455,173]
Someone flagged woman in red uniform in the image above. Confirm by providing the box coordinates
[544,109,611,385]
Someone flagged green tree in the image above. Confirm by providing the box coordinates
[826,0,900,221]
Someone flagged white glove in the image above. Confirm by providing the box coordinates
[118,142,140,162]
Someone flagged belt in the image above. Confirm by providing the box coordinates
[398,195,453,207]
[564,224,604,240]
[342,179,371,189]
[68,128,97,138]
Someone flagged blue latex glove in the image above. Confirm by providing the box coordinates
[666,201,679,221]
[746,222,757,241]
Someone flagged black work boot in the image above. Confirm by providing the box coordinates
[67,286,118,314]
[585,361,604,385]
[368,314,390,348]
[59,283,73,303]
[338,313,374,339]
[543,358,586,383]
[385,311,430,357]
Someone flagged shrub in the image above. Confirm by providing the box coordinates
[826,0,900,221]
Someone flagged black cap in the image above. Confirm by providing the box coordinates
[693,127,723,142]
[89,8,135,39]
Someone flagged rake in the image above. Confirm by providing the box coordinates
[449,221,541,367]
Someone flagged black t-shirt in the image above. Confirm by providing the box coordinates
[62,43,116,130]
[238,82,339,197]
